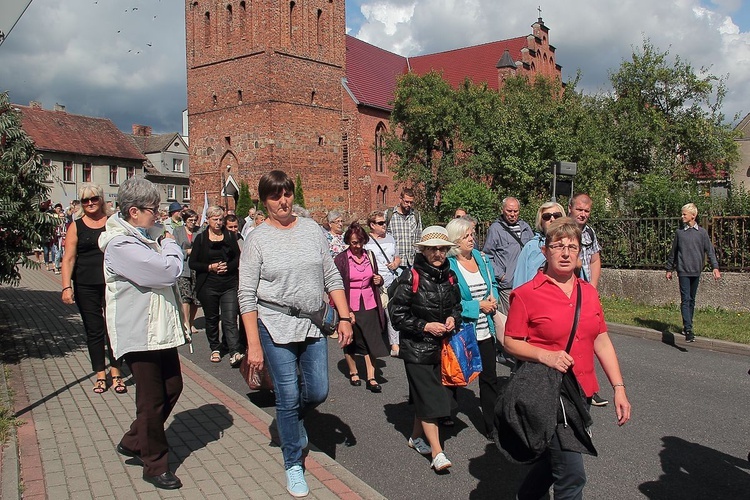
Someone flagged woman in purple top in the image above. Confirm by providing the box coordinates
[334,223,388,392]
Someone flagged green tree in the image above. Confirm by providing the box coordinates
[439,178,499,223]
[294,174,306,208]
[608,39,739,187]
[235,181,253,219]
[0,92,55,284]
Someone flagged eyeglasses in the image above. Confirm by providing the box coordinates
[372,221,386,226]
[332,220,343,225]
[541,212,563,222]
[81,196,101,205]
[426,246,451,253]
[349,240,363,246]
[547,243,580,253]
[139,206,158,214]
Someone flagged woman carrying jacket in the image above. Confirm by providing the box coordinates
[388,226,462,472]
[99,176,188,490]
[446,217,499,440]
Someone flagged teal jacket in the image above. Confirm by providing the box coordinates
[448,249,499,337]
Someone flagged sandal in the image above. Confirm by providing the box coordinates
[348,373,362,387]
[93,378,108,394]
[112,376,127,394]
[210,350,221,363]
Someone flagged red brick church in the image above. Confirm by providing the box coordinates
[185,1,562,219]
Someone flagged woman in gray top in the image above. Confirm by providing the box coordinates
[239,170,353,498]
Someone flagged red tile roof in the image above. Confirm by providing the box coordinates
[16,105,146,161]
[408,37,528,91]
[345,36,407,111]
[344,35,530,111]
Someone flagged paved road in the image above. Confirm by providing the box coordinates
[185,320,750,499]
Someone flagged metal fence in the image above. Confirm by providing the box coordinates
[476,216,750,272]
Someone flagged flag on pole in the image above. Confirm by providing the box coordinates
[199,191,209,227]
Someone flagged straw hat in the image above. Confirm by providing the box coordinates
[414,225,458,248]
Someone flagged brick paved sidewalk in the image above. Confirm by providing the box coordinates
[0,267,384,499]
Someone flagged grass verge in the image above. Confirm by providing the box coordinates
[0,366,19,444]
[601,297,750,345]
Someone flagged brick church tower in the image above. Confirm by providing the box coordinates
[185,1,353,214]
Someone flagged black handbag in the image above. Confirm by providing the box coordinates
[494,282,592,464]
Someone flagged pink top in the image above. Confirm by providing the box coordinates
[347,250,378,311]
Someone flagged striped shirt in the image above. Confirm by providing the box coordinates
[456,265,491,341]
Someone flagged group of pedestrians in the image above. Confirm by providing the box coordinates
[52,170,724,499]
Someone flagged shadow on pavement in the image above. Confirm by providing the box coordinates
[0,290,85,362]
[305,409,357,459]
[13,371,93,418]
[167,404,234,469]
[468,442,532,499]
[638,436,750,499]
[633,318,688,352]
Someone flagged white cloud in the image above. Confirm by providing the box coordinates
[352,0,750,121]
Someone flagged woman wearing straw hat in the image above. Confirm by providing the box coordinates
[388,225,462,472]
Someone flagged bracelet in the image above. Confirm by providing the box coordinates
[338,317,352,323]
[612,383,625,389]
[62,286,72,292]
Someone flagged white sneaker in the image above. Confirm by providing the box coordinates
[285,465,309,497]
[408,437,431,455]
[431,452,452,471]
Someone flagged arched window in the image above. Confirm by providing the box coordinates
[204,11,211,47]
[289,1,296,46]
[239,1,246,40]
[374,122,386,173]
[225,4,233,45]
[316,9,323,47]
[381,186,388,206]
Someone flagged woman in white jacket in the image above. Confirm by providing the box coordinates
[99,177,187,490]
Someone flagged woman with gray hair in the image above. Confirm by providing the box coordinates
[446,217,500,439]
[513,201,566,289]
[60,183,125,394]
[325,210,347,258]
[189,205,243,365]
[99,176,187,489]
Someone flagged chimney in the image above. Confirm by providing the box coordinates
[29,101,42,109]
[53,103,66,112]
[132,124,152,137]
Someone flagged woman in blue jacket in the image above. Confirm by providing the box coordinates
[446,217,500,440]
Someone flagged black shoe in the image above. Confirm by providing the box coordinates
[143,471,182,490]
[685,331,696,342]
[366,379,382,393]
[348,373,362,386]
[116,443,141,459]
[591,393,608,406]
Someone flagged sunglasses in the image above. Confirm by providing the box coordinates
[541,212,563,221]
[81,196,101,205]
[372,221,386,226]
[426,246,451,253]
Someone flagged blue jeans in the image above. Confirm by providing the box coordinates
[678,275,700,332]
[517,433,587,500]
[258,320,329,469]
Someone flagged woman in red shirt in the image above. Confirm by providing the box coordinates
[504,217,631,500]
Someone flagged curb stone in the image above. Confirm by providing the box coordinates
[609,322,750,357]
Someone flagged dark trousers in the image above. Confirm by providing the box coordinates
[197,283,240,354]
[517,433,587,500]
[477,336,498,436]
[121,348,183,477]
[74,283,119,373]
[678,275,700,332]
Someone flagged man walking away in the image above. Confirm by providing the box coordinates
[666,203,720,343]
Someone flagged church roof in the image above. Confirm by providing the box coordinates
[16,105,145,161]
[344,35,530,111]
[345,35,407,111]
